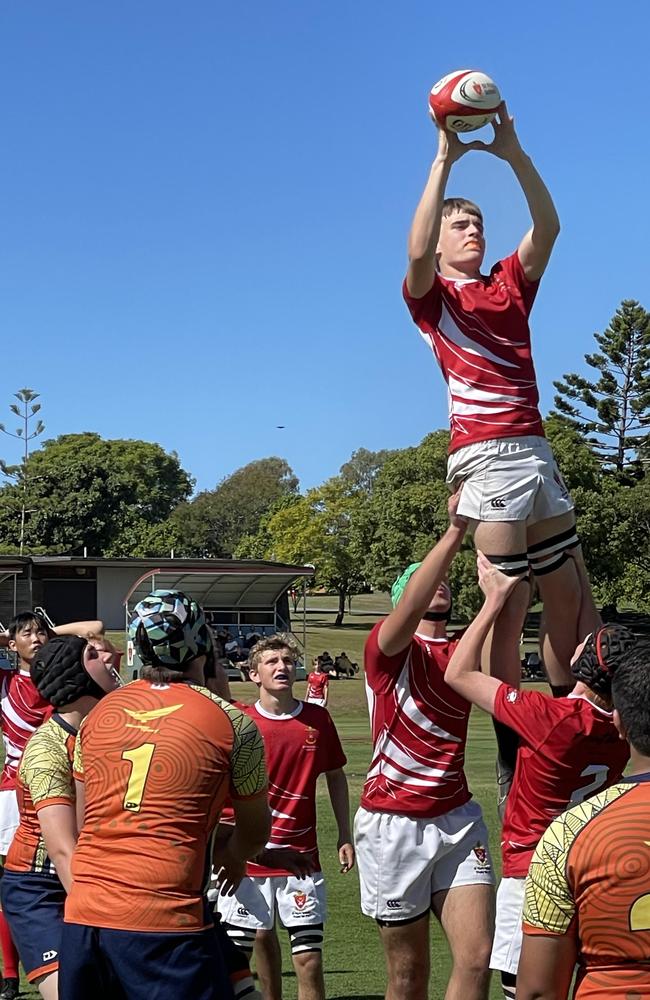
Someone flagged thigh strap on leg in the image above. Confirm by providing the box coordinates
[484,552,529,577]
[286,924,324,955]
[223,924,256,957]
[528,525,579,576]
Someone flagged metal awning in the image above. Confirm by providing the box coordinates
[123,565,313,612]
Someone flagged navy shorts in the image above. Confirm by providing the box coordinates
[59,922,234,1000]
[0,870,65,982]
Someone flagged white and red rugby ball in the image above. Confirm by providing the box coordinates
[429,69,501,133]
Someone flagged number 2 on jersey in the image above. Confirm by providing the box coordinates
[568,764,609,806]
[122,743,155,812]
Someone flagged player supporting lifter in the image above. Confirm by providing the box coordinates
[445,554,634,1000]
[59,590,270,1000]
[403,103,600,782]
[1,634,122,999]
[217,633,354,1000]
[354,492,494,1000]
[519,638,650,1000]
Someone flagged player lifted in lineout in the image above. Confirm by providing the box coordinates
[403,100,600,793]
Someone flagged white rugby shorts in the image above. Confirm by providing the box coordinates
[447,435,574,524]
[490,876,525,975]
[354,800,494,923]
[305,697,327,708]
[215,872,327,930]
[0,789,19,857]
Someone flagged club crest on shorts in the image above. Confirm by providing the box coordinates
[472,843,490,872]
[293,891,308,910]
[506,689,518,703]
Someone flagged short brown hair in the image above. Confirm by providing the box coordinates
[140,664,187,683]
[248,633,301,674]
[442,197,482,222]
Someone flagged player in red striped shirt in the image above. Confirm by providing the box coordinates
[216,633,354,1000]
[355,492,494,1000]
[445,553,634,1000]
[404,105,600,799]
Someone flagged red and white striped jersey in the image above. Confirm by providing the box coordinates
[0,668,53,791]
[360,623,471,818]
[403,252,545,454]
[244,700,346,877]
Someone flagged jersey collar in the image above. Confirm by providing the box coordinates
[52,712,78,737]
[254,699,303,721]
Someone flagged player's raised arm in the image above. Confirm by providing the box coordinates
[407,127,480,298]
[445,553,529,713]
[54,619,105,639]
[475,101,560,281]
[378,491,467,657]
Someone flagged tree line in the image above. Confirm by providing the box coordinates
[0,299,648,623]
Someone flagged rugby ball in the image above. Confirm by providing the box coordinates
[429,70,501,133]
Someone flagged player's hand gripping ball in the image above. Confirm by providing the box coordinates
[429,69,501,133]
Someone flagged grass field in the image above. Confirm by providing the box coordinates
[14,603,514,999]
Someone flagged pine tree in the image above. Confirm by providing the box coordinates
[552,300,650,475]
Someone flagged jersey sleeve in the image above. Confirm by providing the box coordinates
[493,685,563,749]
[523,784,625,936]
[493,252,540,315]
[22,729,75,810]
[319,710,347,774]
[226,707,267,800]
[402,274,442,327]
[364,621,410,695]
[523,810,576,936]
[72,722,85,783]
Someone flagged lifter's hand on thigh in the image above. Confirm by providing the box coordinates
[477,551,528,609]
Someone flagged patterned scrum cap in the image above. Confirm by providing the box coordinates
[571,623,637,696]
[129,589,212,668]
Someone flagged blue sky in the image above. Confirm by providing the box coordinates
[0,1,647,493]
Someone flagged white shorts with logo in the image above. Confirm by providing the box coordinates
[354,800,494,923]
[490,876,525,975]
[216,872,327,930]
[305,697,326,708]
[447,435,574,524]
[0,789,19,856]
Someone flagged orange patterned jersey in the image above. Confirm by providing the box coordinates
[5,713,76,875]
[524,775,650,998]
[65,680,267,933]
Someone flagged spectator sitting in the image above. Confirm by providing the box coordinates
[319,651,334,673]
[334,652,358,677]
[245,632,261,650]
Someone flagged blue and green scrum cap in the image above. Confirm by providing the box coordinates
[129,589,212,668]
[390,562,423,607]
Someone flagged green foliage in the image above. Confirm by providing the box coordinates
[553,300,650,474]
[361,431,481,618]
[170,457,298,557]
[0,433,193,556]
[339,446,397,495]
[238,477,370,624]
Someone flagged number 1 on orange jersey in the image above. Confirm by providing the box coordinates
[122,743,155,812]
